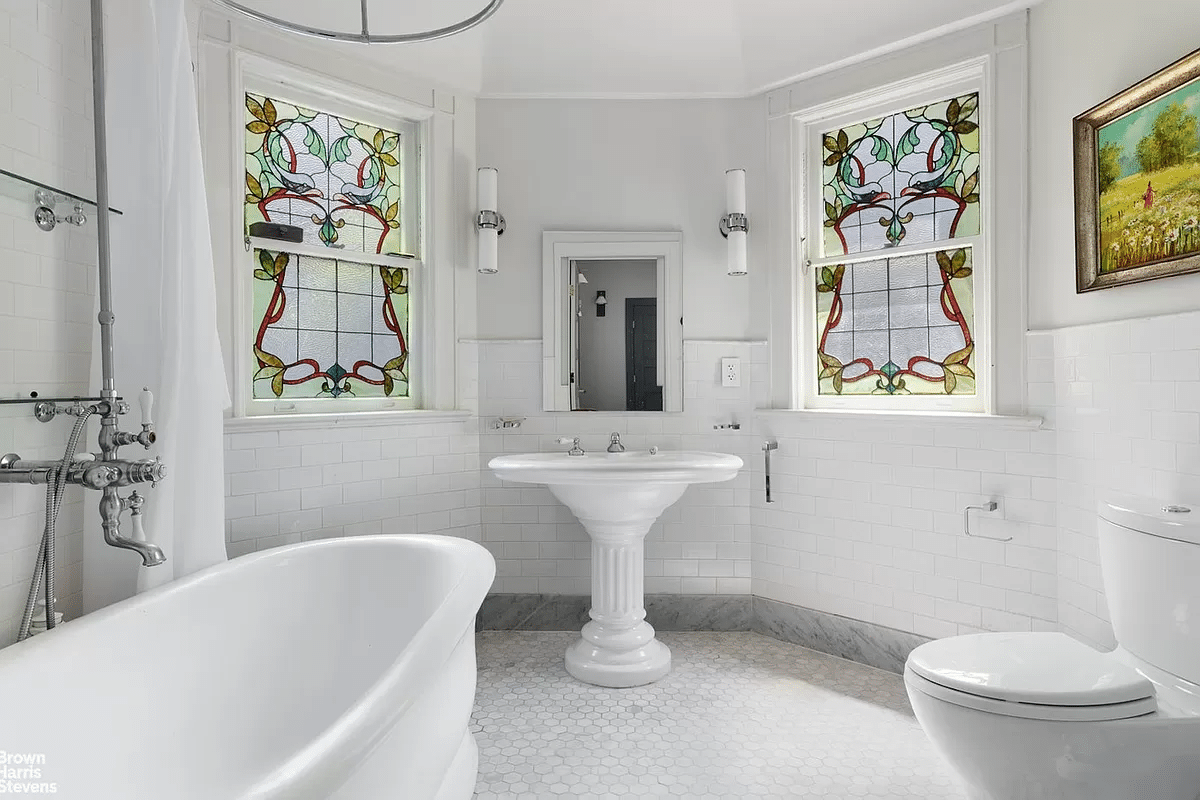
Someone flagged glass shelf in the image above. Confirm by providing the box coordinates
[0,167,122,218]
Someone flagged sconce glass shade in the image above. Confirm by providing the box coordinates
[478,167,500,274]
[727,230,747,276]
[726,169,747,276]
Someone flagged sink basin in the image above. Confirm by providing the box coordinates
[489,450,742,484]
[489,449,743,687]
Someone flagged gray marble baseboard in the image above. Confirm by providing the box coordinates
[478,593,929,674]
[476,594,753,633]
[752,596,930,674]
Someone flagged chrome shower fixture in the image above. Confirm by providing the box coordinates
[213,0,505,44]
[1,387,166,567]
[33,189,87,232]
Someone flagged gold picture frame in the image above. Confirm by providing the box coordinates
[1074,47,1200,293]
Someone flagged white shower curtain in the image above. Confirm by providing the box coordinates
[84,0,229,608]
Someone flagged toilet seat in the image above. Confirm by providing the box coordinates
[905,632,1157,722]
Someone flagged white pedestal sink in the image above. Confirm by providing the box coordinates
[488,450,743,687]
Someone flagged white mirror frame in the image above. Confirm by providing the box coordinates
[542,231,683,413]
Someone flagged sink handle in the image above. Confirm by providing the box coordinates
[556,436,585,456]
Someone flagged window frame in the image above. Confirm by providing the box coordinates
[794,57,995,414]
[231,55,432,418]
[245,236,421,413]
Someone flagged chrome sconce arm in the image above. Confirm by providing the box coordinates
[718,212,748,237]
[476,209,506,235]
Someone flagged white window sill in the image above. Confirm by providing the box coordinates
[224,410,473,432]
[754,408,1043,429]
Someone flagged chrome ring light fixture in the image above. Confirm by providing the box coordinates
[213,0,505,44]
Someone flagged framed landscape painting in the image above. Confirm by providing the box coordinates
[1074,47,1200,292]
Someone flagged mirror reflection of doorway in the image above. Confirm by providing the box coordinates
[625,298,661,411]
[573,259,660,411]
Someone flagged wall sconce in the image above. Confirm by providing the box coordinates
[595,290,607,317]
[720,168,748,276]
[476,167,505,274]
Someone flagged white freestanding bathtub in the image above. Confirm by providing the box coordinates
[0,534,495,800]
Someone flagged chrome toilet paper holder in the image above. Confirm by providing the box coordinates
[964,501,1009,542]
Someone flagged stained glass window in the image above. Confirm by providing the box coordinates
[821,93,981,257]
[252,248,409,399]
[245,92,405,255]
[815,247,975,396]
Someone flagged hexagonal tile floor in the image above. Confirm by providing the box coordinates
[471,631,967,798]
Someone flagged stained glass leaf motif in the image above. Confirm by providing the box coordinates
[252,249,409,400]
[302,126,326,162]
[383,354,407,396]
[253,346,286,397]
[246,172,264,205]
[244,92,404,255]
[816,264,844,293]
[815,247,976,396]
[821,93,981,256]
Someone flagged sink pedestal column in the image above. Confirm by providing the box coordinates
[565,518,670,688]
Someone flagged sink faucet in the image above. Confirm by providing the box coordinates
[556,436,585,456]
[607,432,625,453]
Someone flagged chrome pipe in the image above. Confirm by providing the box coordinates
[213,0,504,44]
[18,410,94,641]
[89,0,116,401]
[0,456,165,488]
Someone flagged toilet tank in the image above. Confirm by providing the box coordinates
[1098,497,1200,684]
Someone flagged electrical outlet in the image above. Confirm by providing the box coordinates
[721,357,741,387]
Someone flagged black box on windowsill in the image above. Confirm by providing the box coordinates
[248,222,303,243]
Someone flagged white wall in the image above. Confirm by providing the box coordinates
[1031,311,1200,649]
[1028,0,1200,330]
[472,95,770,595]
[741,11,1049,638]
[1024,0,1200,644]
[752,412,1057,639]
[744,1,1200,643]
[188,9,484,557]
[577,259,657,411]
[475,97,767,341]
[0,0,96,645]
[222,418,481,557]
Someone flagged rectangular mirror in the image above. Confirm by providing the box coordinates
[542,232,682,412]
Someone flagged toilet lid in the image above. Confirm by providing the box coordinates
[907,632,1154,707]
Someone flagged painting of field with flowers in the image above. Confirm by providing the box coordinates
[1096,74,1200,274]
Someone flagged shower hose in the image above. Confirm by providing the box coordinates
[17,408,95,642]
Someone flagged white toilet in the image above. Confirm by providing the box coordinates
[904,497,1200,800]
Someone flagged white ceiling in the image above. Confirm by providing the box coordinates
[219,0,1040,97]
